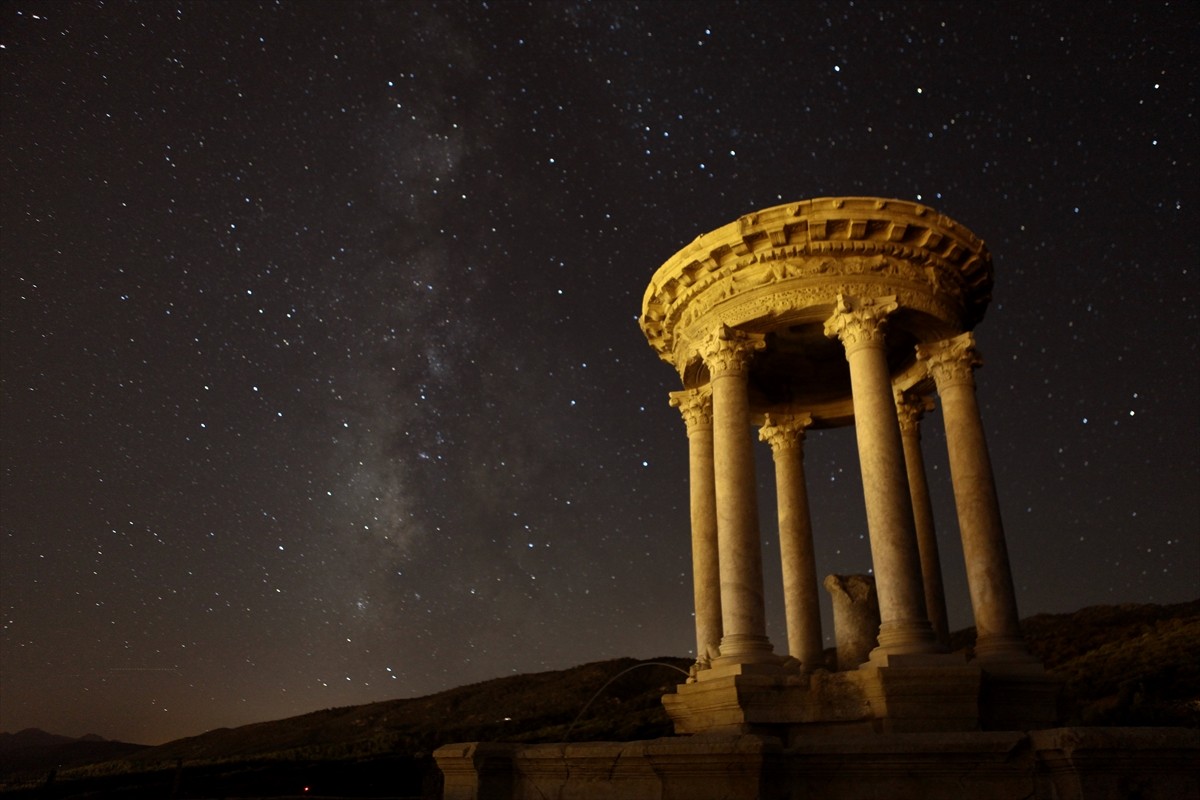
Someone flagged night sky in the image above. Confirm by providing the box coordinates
[2,1,1196,746]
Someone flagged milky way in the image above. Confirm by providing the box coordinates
[2,1,1196,744]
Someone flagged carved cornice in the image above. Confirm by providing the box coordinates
[894,390,936,436]
[640,197,993,366]
[823,294,898,355]
[697,325,765,378]
[668,386,713,433]
[916,332,983,390]
[758,412,813,453]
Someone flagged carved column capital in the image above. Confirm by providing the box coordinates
[917,332,983,390]
[758,412,813,454]
[669,387,713,434]
[823,293,899,355]
[698,324,766,378]
[894,390,936,437]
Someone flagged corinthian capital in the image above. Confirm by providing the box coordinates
[916,332,983,390]
[669,387,713,433]
[894,389,936,436]
[822,293,899,355]
[698,324,766,378]
[758,412,813,454]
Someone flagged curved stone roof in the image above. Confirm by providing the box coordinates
[640,197,994,369]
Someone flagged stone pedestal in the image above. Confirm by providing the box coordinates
[980,663,1064,731]
[663,652,982,738]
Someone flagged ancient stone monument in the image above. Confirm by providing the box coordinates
[434,196,1200,798]
[640,196,1057,735]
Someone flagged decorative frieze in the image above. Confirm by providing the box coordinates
[640,197,992,362]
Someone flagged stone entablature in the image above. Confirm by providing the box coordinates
[641,197,993,380]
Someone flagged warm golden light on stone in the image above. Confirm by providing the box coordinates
[644,197,1057,736]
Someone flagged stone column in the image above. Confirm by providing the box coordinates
[669,387,722,667]
[895,389,951,648]
[823,295,937,656]
[699,324,774,663]
[918,333,1031,663]
[759,413,824,671]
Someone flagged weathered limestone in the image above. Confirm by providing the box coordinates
[639,197,1057,734]
[917,333,1029,664]
[823,573,880,671]
[895,389,951,647]
[431,195,1195,799]
[700,325,774,664]
[669,387,722,666]
[758,412,823,670]
[436,728,1200,800]
[824,294,938,658]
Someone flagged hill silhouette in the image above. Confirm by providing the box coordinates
[0,730,146,779]
[2,600,1197,798]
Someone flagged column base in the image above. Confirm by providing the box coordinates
[873,617,943,656]
[975,633,1039,664]
[715,632,777,665]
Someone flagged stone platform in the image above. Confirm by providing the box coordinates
[435,728,1200,800]
[663,655,1062,737]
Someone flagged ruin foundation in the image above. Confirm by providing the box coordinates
[435,728,1200,800]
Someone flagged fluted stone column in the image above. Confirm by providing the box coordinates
[759,413,824,670]
[699,325,774,663]
[824,295,938,656]
[895,389,951,648]
[669,387,722,666]
[918,333,1030,663]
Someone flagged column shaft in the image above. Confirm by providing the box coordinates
[702,326,774,663]
[760,414,824,670]
[919,334,1029,663]
[896,392,951,647]
[825,295,937,657]
[669,389,721,665]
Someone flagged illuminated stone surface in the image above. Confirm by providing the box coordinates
[435,728,1200,800]
[824,573,880,672]
[434,197,1200,799]
[640,197,1052,733]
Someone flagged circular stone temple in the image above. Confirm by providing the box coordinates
[641,197,1057,735]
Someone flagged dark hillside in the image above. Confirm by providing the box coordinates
[951,599,1200,726]
[4,600,1197,798]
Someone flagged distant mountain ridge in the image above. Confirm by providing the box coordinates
[3,600,1197,795]
[0,729,147,780]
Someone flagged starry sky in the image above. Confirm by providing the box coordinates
[2,1,1196,746]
